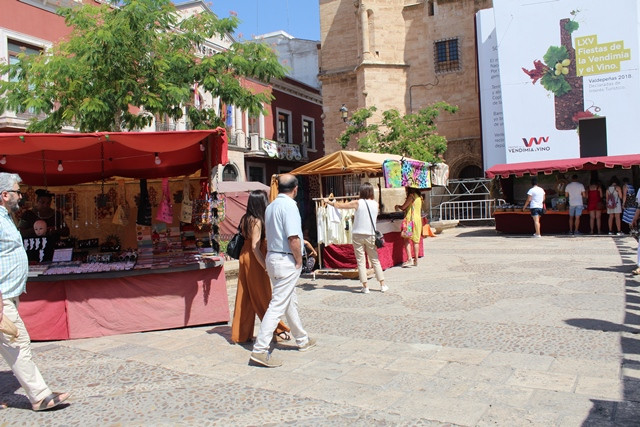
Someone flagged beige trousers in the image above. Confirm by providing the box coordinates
[352,233,385,284]
[0,297,51,403]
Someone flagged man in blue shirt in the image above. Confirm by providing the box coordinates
[250,174,315,367]
[0,173,70,411]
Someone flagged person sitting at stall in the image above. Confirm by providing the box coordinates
[395,187,423,267]
[18,189,69,239]
[302,232,318,273]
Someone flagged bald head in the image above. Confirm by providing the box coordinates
[278,174,298,194]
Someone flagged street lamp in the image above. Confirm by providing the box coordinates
[339,104,355,126]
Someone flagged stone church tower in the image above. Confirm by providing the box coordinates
[319,0,492,178]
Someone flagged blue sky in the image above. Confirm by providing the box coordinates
[180,1,321,41]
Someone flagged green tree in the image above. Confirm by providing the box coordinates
[337,102,458,163]
[0,0,287,132]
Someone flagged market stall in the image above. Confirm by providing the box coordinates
[0,130,231,340]
[291,150,432,273]
[487,154,640,234]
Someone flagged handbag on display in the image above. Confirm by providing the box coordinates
[112,180,129,226]
[226,226,244,259]
[180,178,193,223]
[156,178,174,224]
[364,199,385,248]
[136,179,152,226]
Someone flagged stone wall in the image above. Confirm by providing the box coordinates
[320,0,493,178]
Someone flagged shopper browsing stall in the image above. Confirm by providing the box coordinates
[522,177,545,238]
[565,174,586,235]
[324,182,387,294]
[395,187,423,267]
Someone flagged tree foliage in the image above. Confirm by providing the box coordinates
[337,102,458,163]
[0,0,287,132]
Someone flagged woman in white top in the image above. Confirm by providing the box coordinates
[324,182,387,294]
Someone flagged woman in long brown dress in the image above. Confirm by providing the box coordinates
[231,190,290,343]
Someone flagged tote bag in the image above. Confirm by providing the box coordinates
[180,178,193,223]
[156,178,174,224]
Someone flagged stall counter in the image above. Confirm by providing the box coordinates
[19,262,229,341]
[321,218,426,270]
[494,209,620,234]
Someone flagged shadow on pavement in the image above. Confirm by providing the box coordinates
[567,243,640,426]
[299,281,358,293]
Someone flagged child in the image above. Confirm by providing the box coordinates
[303,238,318,273]
[33,219,48,237]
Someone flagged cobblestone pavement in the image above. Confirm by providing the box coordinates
[2,226,640,426]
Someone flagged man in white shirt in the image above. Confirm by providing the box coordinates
[250,174,315,368]
[565,174,586,235]
[522,177,546,237]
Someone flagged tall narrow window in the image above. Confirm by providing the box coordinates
[8,40,43,113]
[277,111,290,143]
[302,117,315,151]
[434,38,460,73]
[248,115,260,134]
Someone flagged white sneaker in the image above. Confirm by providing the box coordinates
[360,286,370,294]
[532,234,541,238]
[381,285,389,293]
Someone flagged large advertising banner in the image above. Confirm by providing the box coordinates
[476,9,506,171]
[493,0,640,163]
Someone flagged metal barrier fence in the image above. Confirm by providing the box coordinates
[438,198,505,221]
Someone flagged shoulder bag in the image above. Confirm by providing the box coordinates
[226,225,244,259]
[364,200,385,248]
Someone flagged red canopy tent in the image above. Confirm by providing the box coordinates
[486,154,640,178]
[0,129,228,186]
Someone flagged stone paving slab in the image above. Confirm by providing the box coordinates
[2,226,640,425]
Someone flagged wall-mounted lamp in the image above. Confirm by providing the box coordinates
[0,155,6,165]
[57,160,64,172]
[154,152,162,165]
[339,104,356,126]
[340,104,349,122]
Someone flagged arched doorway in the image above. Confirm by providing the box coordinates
[458,164,483,179]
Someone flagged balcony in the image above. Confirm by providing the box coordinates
[245,134,306,161]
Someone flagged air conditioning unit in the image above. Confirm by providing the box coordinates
[250,134,260,151]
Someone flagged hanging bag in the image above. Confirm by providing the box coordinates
[112,179,129,226]
[401,201,415,238]
[364,199,385,248]
[180,178,193,223]
[226,225,244,259]
[606,188,617,210]
[156,178,174,224]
